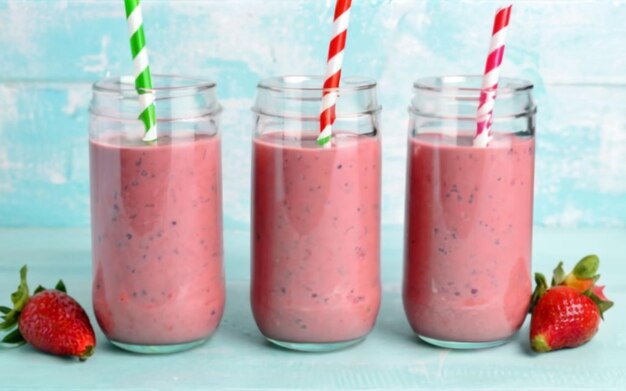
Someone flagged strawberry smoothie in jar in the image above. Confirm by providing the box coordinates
[89,75,225,353]
[251,76,382,352]
[403,76,536,349]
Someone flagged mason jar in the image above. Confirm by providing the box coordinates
[251,76,382,351]
[403,76,536,349]
[89,75,225,353]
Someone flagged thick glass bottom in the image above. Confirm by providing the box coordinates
[267,336,365,352]
[110,337,209,354]
[418,334,512,350]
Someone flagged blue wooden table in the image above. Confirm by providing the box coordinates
[0,227,624,390]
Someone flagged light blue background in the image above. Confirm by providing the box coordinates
[1,0,625,228]
[1,4,626,389]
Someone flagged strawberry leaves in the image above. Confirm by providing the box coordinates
[55,280,67,294]
[585,286,614,319]
[1,328,26,346]
[530,273,548,312]
[1,266,29,332]
[10,266,29,312]
[551,262,566,286]
[1,266,30,345]
[33,286,45,295]
[531,254,613,317]
[572,255,599,279]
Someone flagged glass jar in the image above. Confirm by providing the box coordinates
[251,76,382,351]
[403,76,536,349]
[89,75,225,353]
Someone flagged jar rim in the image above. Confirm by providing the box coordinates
[257,75,377,93]
[90,74,221,121]
[93,74,216,96]
[413,75,533,96]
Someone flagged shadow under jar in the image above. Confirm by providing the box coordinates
[251,76,382,352]
[89,75,225,354]
[403,76,536,349]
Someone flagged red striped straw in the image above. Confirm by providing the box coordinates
[474,5,512,147]
[317,0,352,147]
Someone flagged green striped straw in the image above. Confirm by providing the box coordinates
[124,0,157,142]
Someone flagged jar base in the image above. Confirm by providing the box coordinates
[417,334,513,350]
[110,337,209,354]
[267,336,365,352]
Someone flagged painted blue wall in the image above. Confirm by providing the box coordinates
[0,0,625,228]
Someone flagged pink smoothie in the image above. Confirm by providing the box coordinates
[403,132,534,342]
[252,132,381,343]
[90,134,225,346]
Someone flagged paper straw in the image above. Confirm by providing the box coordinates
[124,0,157,142]
[474,5,512,148]
[317,0,352,147]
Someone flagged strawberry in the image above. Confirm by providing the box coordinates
[530,255,613,352]
[0,266,96,361]
[530,286,600,352]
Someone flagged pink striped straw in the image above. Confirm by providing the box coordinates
[317,0,352,147]
[474,5,512,147]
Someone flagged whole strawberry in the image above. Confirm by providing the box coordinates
[530,255,613,353]
[531,286,600,352]
[0,266,96,360]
